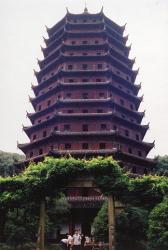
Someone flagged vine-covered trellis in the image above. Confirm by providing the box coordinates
[0,156,167,250]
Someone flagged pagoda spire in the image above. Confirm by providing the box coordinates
[84,1,88,13]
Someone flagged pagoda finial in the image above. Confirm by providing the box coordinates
[101,6,104,13]
[66,7,69,14]
[84,1,88,13]
[45,25,49,31]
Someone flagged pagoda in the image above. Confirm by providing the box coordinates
[18,7,155,175]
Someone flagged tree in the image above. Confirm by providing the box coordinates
[148,198,168,250]
[92,202,148,250]
[154,155,168,176]
[0,151,25,177]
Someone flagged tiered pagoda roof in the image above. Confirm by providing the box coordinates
[18,8,155,174]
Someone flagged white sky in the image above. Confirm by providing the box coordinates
[0,0,168,157]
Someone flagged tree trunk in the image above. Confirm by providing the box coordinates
[37,200,45,250]
[108,195,115,250]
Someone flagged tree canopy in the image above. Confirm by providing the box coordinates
[0,150,24,177]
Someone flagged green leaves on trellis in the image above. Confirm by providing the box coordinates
[0,156,167,209]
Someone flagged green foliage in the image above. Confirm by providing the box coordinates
[154,155,168,176]
[116,207,148,250]
[0,156,168,248]
[92,203,148,250]
[148,198,168,250]
[92,202,108,242]
[127,175,168,209]
[0,150,25,177]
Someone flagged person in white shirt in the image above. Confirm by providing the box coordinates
[67,234,73,250]
[60,238,68,250]
[73,230,81,250]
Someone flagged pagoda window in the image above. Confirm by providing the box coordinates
[99,143,106,149]
[33,134,36,140]
[132,166,137,174]
[130,104,134,110]
[39,148,43,155]
[38,105,41,111]
[96,78,101,82]
[120,99,125,106]
[83,19,87,23]
[66,92,71,98]
[144,168,148,174]
[67,110,73,113]
[116,70,120,75]
[99,92,105,98]
[65,143,71,149]
[119,85,122,89]
[95,40,99,44]
[38,120,41,123]
[47,100,51,106]
[69,79,74,83]
[128,148,132,154]
[51,72,54,76]
[130,118,134,122]
[93,19,96,22]
[113,125,117,130]
[125,130,129,137]
[97,52,101,55]
[82,64,88,70]
[127,90,131,94]
[82,52,88,56]
[97,64,103,69]
[121,114,126,119]
[82,93,88,99]
[43,131,47,137]
[82,79,88,82]
[46,116,50,120]
[136,134,140,141]
[50,145,54,151]
[101,124,107,130]
[71,41,76,45]
[82,109,88,113]
[68,65,73,70]
[64,124,71,131]
[82,143,88,149]
[97,109,103,113]
[54,126,58,131]
[126,76,130,81]
[82,124,88,131]
[82,41,88,44]
[69,52,74,56]
[30,151,33,158]
[138,151,142,157]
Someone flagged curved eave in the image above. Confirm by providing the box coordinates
[116,151,156,167]
[102,14,125,35]
[112,73,140,95]
[47,15,66,36]
[30,81,142,110]
[27,98,144,122]
[24,112,149,137]
[116,134,155,153]
[18,130,118,151]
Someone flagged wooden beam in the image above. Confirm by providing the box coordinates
[108,195,115,250]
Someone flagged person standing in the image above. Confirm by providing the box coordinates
[67,234,73,250]
[60,238,68,250]
[73,230,81,250]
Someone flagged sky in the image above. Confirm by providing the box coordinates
[0,0,168,157]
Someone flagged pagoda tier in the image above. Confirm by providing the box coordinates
[18,9,155,175]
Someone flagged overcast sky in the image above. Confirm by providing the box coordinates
[0,0,168,157]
